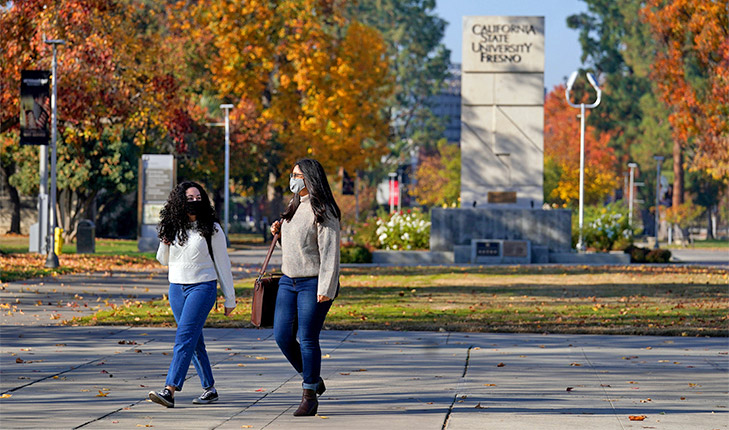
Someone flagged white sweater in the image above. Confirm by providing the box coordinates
[156,222,236,308]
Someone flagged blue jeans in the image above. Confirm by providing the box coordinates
[273,275,332,390]
[165,280,217,391]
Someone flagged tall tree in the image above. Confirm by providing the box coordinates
[544,85,618,207]
[0,0,189,239]
[567,0,673,208]
[176,0,392,217]
[641,0,729,188]
[347,0,450,168]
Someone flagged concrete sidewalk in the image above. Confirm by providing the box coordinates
[1,267,728,429]
[1,326,727,429]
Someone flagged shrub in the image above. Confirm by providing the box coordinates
[340,243,372,264]
[624,245,671,264]
[645,249,672,263]
[577,202,633,251]
[374,209,431,250]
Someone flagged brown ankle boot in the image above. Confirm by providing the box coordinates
[293,389,318,416]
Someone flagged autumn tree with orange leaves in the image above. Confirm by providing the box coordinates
[0,0,196,238]
[174,0,391,202]
[544,85,619,207]
[641,0,729,203]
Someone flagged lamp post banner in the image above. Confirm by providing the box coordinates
[19,70,51,145]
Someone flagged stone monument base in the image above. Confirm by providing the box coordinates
[430,207,571,263]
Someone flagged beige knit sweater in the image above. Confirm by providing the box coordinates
[280,195,340,298]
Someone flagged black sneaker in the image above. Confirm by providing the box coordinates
[149,388,174,408]
[192,388,219,404]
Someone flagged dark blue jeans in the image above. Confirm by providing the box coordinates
[165,280,217,391]
[273,275,332,390]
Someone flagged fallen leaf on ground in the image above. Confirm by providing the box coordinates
[475,402,487,409]
[1,394,11,398]
[496,362,505,367]
[241,426,253,429]
[15,358,24,363]
[322,354,331,358]
[569,362,581,366]
[255,357,268,360]
[317,415,329,419]
[484,384,496,386]
[340,372,350,375]
[628,415,646,421]
[255,389,265,392]
[566,387,574,392]
[96,391,108,397]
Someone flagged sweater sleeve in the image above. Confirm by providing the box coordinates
[211,224,236,308]
[316,215,340,299]
[156,241,169,266]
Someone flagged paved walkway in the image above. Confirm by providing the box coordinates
[1,265,728,429]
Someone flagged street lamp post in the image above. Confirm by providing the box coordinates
[565,71,602,252]
[653,155,664,249]
[44,39,65,268]
[627,162,638,228]
[220,104,233,238]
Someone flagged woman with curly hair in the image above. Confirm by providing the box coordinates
[270,158,341,417]
[148,181,236,408]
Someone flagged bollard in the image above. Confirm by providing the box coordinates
[54,227,64,255]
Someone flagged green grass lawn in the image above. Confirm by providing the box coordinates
[72,265,729,336]
[1,235,155,257]
[665,238,729,249]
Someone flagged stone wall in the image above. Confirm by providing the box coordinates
[430,208,571,253]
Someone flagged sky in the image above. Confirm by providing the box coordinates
[434,0,588,91]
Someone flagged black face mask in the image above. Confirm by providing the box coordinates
[186,200,203,216]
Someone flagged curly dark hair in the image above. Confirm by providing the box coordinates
[281,158,341,223]
[158,181,219,246]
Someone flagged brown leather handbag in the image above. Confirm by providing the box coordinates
[251,233,281,328]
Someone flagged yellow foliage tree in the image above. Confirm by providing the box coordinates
[176,0,392,184]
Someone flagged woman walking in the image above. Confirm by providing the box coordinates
[149,181,236,408]
[270,158,340,417]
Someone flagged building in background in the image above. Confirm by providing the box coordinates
[430,63,461,144]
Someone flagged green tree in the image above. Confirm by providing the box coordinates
[347,0,450,170]
[567,0,673,209]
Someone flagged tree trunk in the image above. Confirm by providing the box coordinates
[1,165,21,234]
[672,139,684,207]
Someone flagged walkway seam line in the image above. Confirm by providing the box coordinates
[581,347,626,430]
[441,344,474,430]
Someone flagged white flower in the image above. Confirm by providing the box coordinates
[378,233,387,242]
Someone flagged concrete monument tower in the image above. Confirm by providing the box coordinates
[460,16,545,208]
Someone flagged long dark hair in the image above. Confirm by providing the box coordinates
[281,158,341,223]
[158,181,219,245]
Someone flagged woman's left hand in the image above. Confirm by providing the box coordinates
[224,306,236,317]
[317,295,332,303]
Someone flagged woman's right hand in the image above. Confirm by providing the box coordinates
[270,220,281,236]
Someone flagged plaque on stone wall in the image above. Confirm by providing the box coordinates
[488,191,517,204]
[503,240,528,258]
[476,241,500,257]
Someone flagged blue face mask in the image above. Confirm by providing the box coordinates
[289,176,305,194]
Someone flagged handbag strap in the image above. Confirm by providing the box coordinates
[257,232,280,282]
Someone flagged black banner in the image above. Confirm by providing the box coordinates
[20,70,51,145]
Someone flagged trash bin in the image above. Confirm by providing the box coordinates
[77,220,95,254]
